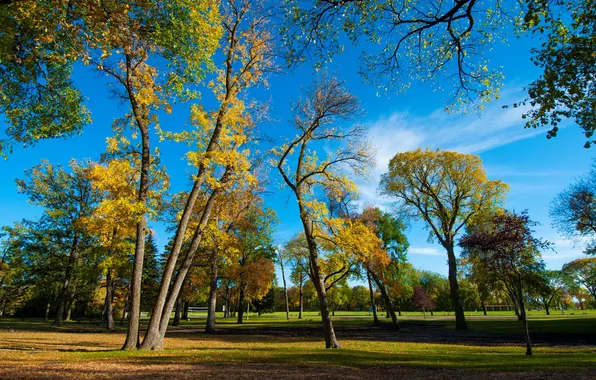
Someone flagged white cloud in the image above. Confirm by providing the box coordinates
[357,86,540,207]
[409,247,443,256]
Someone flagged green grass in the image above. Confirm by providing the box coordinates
[0,314,594,377]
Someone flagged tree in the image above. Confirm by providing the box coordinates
[380,148,507,329]
[460,210,550,356]
[520,0,596,147]
[285,235,310,319]
[550,160,596,254]
[413,286,435,318]
[276,76,373,348]
[281,0,510,109]
[562,258,596,305]
[16,160,99,326]
[278,247,291,320]
[141,233,160,313]
[532,270,563,315]
[140,0,273,350]
[0,0,90,155]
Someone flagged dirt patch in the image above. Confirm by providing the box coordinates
[0,362,594,380]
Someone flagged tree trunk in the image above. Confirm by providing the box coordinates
[206,251,218,333]
[298,282,303,320]
[105,268,115,330]
[445,243,467,330]
[121,287,130,326]
[397,301,402,317]
[65,285,77,322]
[141,185,224,350]
[182,301,189,321]
[301,214,340,348]
[237,287,245,324]
[280,254,290,320]
[225,286,231,318]
[122,55,152,350]
[517,285,532,356]
[370,270,399,330]
[173,297,182,326]
[54,234,79,326]
[481,300,487,316]
[367,270,379,324]
[544,299,550,315]
[45,299,51,321]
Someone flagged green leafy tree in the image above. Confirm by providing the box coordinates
[520,0,596,146]
[141,233,160,313]
[550,159,596,254]
[16,160,99,326]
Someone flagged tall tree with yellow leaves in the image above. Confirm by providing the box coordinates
[380,148,508,329]
[140,0,274,350]
[276,76,374,348]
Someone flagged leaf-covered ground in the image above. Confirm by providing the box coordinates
[0,315,594,379]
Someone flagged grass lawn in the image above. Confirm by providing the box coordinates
[0,314,594,379]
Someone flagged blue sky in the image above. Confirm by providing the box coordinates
[0,16,593,284]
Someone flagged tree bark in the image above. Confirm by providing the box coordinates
[299,205,340,348]
[367,270,379,324]
[279,254,290,320]
[45,299,51,321]
[225,286,231,318]
[370,270,399,330]
[237,287,245,324]
[121,287,130,326]
[298,281,304,319]
[182,301,189,321]
[206,250,218,333]
[173,297,182,326]
[54,234,79,326]
[122,60,151,349]
[141,180,226,350]
[481,300,487,316]
[446,243,467,330]
[517,283,532,356]
[105,268,115,330]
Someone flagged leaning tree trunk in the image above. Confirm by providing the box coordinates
[299,208,340,348]
[105,268,115,330]
[370,270,399,330]
[206,250,218,334]
[122,81,151,350]
[445,243,467,330]
[141,182,226,350]
[367,270,379,324]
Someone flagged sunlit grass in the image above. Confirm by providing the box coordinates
[0,315,594,376]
